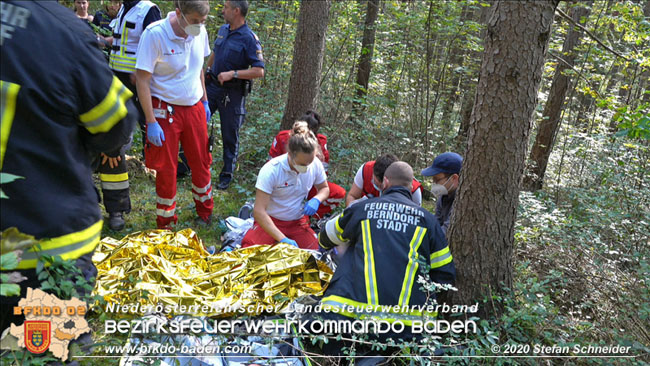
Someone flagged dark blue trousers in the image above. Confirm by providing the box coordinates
[206,81,246,184]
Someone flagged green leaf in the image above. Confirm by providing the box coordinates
[0,250,21,270]
[0,283,21,297]
[0,173,24,185]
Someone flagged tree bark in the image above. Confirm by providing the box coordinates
[446,0,559,319]
[351,0,380,117]
[280,0,331,130]
[524,3,591,191]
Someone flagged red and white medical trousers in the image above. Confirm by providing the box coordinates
[145,98,213,228]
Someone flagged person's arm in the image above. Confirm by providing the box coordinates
[217,67,264,84]
[313,181,330,204]
[428,227,455,285]
[200,70,207,102]
[346,183,365,206]
[135,69,156,123]
[253,189,287,242]
[412,186,422,206]
[206,52,214,71]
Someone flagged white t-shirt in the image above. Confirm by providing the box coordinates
[256,154,327,221]
[135,12,210,106]
[352,164,423,206]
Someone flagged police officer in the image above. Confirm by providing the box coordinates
[0,0,136,331]
[206,0,265,190]
[103,0,161,230]
[318,162,455,348]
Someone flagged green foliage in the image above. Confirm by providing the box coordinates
[614,104,650,140]
[0,173,23,199]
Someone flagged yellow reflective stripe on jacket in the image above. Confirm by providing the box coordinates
[99,172,128,182]
[398,226,427,307]
[108,54,137,72]
[1,81,20,170]
[430,246,453,269]
[79,76,132,134]
[321,294,438,326]
[15,220,103,269]
[361,220,379,305]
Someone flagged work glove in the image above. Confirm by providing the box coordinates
[202,100,211,124]
[303,197,321,216]
[280,237,298,247]
[147,122,165,147]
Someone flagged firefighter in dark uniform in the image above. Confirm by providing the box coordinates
[0,0,137,331]
[206,0,265,190]
[318,162,456,352]
[102,0,160,230]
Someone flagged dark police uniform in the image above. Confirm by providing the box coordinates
[207,22,264,187]
[0,0,136,330]
[319,186,455,339]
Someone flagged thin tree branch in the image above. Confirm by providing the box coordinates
[555,7,631,62]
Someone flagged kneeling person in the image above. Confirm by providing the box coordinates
[242,122,330,249]
[318,162,455,345]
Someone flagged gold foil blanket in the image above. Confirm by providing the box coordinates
[92,229,333,316]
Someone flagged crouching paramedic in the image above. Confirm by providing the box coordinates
[268,110,346,219]
[0,0,136,331]
[317,161,455,349]
[241,122,329,249]
[346,153,423,207]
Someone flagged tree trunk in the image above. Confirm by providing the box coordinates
[524,3,591,191]
[351,0,380,117]
[454,4,491,152]
[280,0,331,130]
[446,0,559,319]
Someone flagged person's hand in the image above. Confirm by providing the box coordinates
[217,71,234,85]
[100,152,121,169]
[280,237,298,247]
[303,197,321,216]
[147,122,165,147]
[202,100,211,123]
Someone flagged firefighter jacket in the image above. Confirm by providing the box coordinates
[319,186,455,324]
[0,0,137,269]
[109,0,158,73]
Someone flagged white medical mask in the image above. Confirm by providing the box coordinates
[181,12,203,37]
[431,176,452,197]
[372,181,382,193]
[294,164,308,174]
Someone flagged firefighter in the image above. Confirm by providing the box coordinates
[268,110,346,219]
[0,0,136,331]
[103,0,161,230]
[346,153,424,207]
[318,162,455,346]
[135,0,213,228]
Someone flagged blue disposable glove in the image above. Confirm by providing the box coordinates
[280,237,298,247]
[202,100,211,124]
[147,122,165,147]
[303,197,321,216]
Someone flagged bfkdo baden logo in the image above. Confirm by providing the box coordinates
[24,321,51,354]
[9,288,90,361]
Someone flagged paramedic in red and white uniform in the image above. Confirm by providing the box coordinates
[268,110,346,219]
[242,122,330,249]
[135,0,213,228]
[346,153,423,207]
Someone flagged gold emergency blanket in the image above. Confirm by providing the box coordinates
[92,229,333,316]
